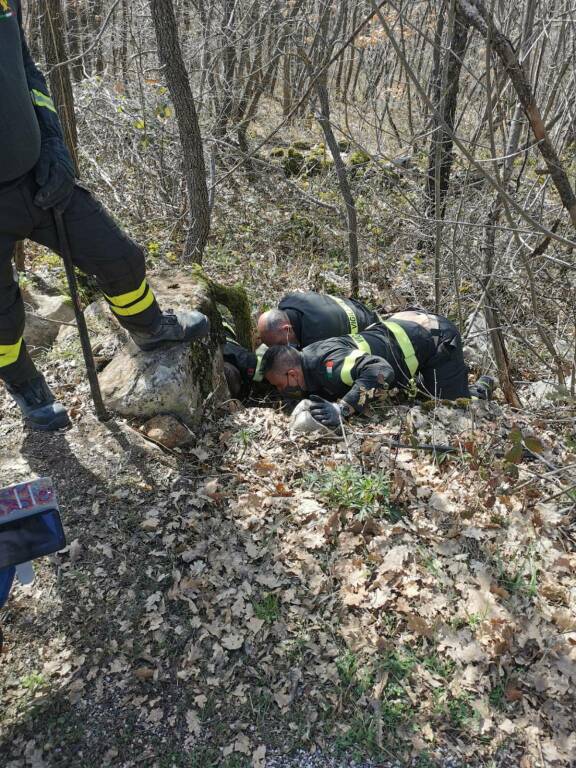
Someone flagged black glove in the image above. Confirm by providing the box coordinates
[34,138,76,211]
[309,395,343,429]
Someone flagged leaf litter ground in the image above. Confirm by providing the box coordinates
[1,372,575,768]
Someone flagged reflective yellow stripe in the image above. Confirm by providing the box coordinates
[105,278,148,308]
[0,338,23,368]
[328,295,358,335]
[31,89,57,113]
[252,347,267,382]
[383,321,419,377]
[110,289,155,317]
[340,334,371,386]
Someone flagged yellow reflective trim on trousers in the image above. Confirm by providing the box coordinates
[110,289,155,317]
[328,295,358,335]
[383,321,419,377]
[0,338,23,368]
[105,278,148,308]
[340,334,371,386]
[31,89,57,113]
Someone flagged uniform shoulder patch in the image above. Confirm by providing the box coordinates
[325,360,334,378]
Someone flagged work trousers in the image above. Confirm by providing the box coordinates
[0,173,161,385]
[418,315,469,400]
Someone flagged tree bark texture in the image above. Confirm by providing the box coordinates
[39,0,79,173]
[315,77,359,297]
[426,5,470,216]
[150,0,210,262]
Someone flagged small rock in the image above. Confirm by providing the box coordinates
[141,414,191,449]
[23,287,75,354]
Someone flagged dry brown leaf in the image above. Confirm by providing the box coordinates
[252,745,266,768]
[504,685,523,702]
[379,545,409,573]
[221,633,245,650]
[185,709,201,737]
[406,613,435,639]
[133,666,154,681]
[148,708,163,723]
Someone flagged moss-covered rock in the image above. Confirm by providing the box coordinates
[282,148,305,177]
[189,264,252,349]
[291,140,313,150]
[348,149,371,166]
[96,268,253,424]
[338,139,352,152]
[269,146,286,158]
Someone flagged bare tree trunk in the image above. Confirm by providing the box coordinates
[39,0,79,173]
[67,0,85,83]
[314,76,359,297]
[425,3,470,219]
[150,0,210,262]
[481,200,522,407]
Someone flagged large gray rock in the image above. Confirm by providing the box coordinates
[98,338,228,426]
[23,287,76,355]
[97,270,236,425]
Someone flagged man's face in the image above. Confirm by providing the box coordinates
[265,364,305,396]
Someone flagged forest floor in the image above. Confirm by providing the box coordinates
[1,148,576,767]
[1,336,575,767]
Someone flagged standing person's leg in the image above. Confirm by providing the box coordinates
[25,180,208,346]
[420,317,470,400]
[0,181,70,430]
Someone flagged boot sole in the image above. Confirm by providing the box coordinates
[25,414,72,432]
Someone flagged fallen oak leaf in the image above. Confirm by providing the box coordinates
[252,745,266,768]
[221,633,245,650]
[185,709,201,737]
[504,685,523,702]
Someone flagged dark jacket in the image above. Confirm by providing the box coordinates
[221,320,258,384]
[301,313,469,410]
[279,292,380,348]
[0,1,64,183]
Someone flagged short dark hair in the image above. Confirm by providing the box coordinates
[261,345,302,376]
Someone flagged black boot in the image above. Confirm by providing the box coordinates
[470,375,496,400]
[6,375,70,431]
[130,309,209,351]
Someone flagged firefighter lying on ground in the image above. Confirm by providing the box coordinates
[257,291,382,348]
[0,1,208,431]
[223,291,384,395]
[261,310,490,429]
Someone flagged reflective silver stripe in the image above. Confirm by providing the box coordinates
[328,295,358,335]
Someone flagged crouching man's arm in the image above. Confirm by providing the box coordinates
[309,355,395,428]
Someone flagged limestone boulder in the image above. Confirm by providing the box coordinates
[97,268,249,425]
[23,287,75,355]
[98,335,228,426]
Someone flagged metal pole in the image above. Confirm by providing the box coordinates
[53,208,108,422]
